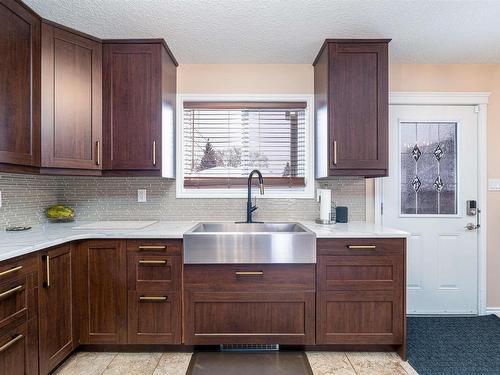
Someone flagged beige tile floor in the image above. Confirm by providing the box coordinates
[53,351,419,375]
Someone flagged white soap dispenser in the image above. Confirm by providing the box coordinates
[316,188,334,224]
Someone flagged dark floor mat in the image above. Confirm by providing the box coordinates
[186,352,313,375]
[407,314,500,375]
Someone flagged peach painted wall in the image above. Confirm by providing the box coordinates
[177,63,500,307]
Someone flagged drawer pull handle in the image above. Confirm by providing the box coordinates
[152,141,156,166]
[138,245,166,251]
[333,141,338,165]
[138,260,167,265]
[0,285,23,300]
[347,245,377,249]
[235,271,264,276]
[0,265,23,277]
[43,255,50,287]
[0,334,23,353]
[96,140,100,165]
[139,296,167,302]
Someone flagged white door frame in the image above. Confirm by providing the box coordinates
[375,92,490,315]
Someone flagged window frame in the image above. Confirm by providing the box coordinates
[176,94,315,199]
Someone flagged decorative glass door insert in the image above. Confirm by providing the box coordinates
[400,122,457,215]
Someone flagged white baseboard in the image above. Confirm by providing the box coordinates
[486,307,500,317]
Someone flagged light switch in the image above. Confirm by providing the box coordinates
[137,189,147,202]
[488,179,500,191]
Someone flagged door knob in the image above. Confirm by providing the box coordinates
[465,223,480,231]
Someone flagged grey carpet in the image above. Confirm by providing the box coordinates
[407,314,500,375]
[186,352,313,375]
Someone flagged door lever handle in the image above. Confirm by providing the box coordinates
[465,223,480,231]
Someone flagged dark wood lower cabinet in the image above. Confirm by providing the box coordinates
[38,244,73,375]
[74,240,127,345]
[315,238,406,355]
[184,264,316,345]
[0,236,407,374]
[127,291,181,344]
[316,290,403,345]
[184,290,315,345]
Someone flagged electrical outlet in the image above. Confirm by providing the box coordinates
[137,189,147,203]
[488,179,500,191]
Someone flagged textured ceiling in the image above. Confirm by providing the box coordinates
[23,0,500,64]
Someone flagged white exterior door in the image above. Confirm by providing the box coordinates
[382,105,479,314]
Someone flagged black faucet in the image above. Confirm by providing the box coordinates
[245,169,264,223]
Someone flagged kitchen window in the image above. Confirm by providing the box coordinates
[176,95,314,198]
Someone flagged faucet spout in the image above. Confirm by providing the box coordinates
[246,170,264,223]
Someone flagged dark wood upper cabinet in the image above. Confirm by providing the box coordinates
[41,22,102,171]
[314,39,390,178]
[102,40,177,176]
[38,244,74,375]
[0,0,41,169]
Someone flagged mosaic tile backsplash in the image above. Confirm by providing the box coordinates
[0,173,366,228]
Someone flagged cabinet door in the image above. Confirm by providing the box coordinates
[41,22,102,170]
[328,42,388,174]
[103,43,161,171]
[0,0,40,167]
[38,245,73,375]
[75,240,127,344]
[127,291,181,344]
[316,290,403,345]
[184,291,316,345]
[0,322,28,375]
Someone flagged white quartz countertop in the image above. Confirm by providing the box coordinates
[0,220,408,262]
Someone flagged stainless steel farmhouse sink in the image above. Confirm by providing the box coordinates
[183,222,316,264]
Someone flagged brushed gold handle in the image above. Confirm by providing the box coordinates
[333,141,337,165]
[347,245,377,249]
[0,265,23,277]
[0,334,23,353]
[0,285,23,300]
[96,141,100,165]
[152,141,156,166]
[138,245,166,251]
[139,296,167,301]
[43,255,50,287]
[138,260,167,265]
[235,271,264,276]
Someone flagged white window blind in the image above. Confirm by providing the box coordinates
[183,101,307,189]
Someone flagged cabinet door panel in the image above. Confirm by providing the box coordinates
[103,43,160,170]
[76,240,127,344]
[327,42,388,174]
[0,0,40,167]
[184,291,315,345]
[316,290,403,345]
[127,291,181,344]
[39,245,73,375]
[41,23,102,169]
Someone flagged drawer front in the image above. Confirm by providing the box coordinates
[317,255,403,291]
[127,254,181,292]
[0,321,27,375]
[126,240,182,256]
[0,255,37,284]
[127,291,181,344]
[184,291,315,345]
[0,277,28,329]
[317,238,405,256]
[184,264,315,292]
[316,290,403,345]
